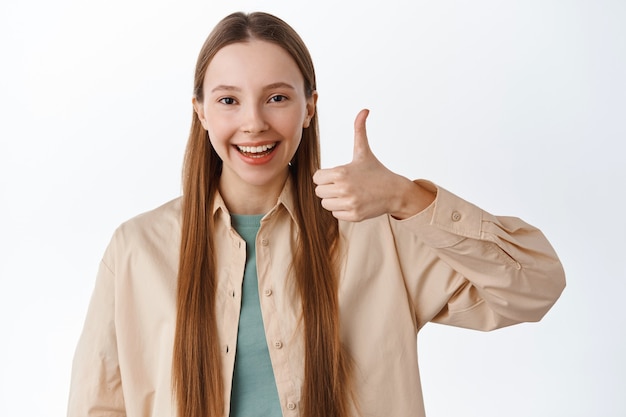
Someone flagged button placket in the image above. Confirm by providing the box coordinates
[257,225,295,411]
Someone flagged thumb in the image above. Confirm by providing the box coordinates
[352,108,371,161]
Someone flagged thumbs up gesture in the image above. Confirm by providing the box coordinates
[313,109,435,222]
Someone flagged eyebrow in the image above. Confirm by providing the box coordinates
[210,82,297,93]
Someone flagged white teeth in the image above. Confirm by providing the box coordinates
[237,143,276,154]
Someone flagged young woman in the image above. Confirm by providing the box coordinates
[67,11,565,417]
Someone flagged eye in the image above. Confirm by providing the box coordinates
[269,95,287,103]
[218,97,236,105]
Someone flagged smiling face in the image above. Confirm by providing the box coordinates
[193,39,316,207]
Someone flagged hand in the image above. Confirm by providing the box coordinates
[313,109,434,222]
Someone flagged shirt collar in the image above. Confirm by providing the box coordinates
[211,175,299,224]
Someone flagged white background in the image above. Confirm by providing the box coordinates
[1,0,624,416]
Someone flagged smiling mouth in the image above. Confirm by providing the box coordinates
[236,142,277,158]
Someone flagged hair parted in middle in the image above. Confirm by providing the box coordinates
[173,11,353,417]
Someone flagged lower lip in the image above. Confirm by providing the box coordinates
[235,144,278,165]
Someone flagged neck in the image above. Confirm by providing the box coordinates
[218,173,288,215]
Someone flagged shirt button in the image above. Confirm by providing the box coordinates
[261,238,269,246]
[451,211,462,222]
[287,402,296,410]
[228,290,235,298]
[264,289,273,297]
[274,340,283,349]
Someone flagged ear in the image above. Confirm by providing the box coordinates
[303,90,318,128]
[192,97,208,130]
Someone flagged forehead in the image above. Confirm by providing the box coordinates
[204,40,305,90]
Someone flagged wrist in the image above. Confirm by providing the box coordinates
[390,177,436,220]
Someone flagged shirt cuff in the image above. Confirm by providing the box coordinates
[393,180,485,247]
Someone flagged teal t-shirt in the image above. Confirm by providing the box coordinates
[229,214,282,417]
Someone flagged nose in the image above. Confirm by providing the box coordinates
[240,104,269,134]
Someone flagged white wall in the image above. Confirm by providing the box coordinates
[1,1,624,416]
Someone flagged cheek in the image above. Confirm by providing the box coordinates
[281,109,308,137]
[207,131,226,152]
[205,117,230,144]
[205,125,228,155]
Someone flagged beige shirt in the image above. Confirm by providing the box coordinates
[67,180,565,417]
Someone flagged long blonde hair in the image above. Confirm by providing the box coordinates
[173,11,351,417]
